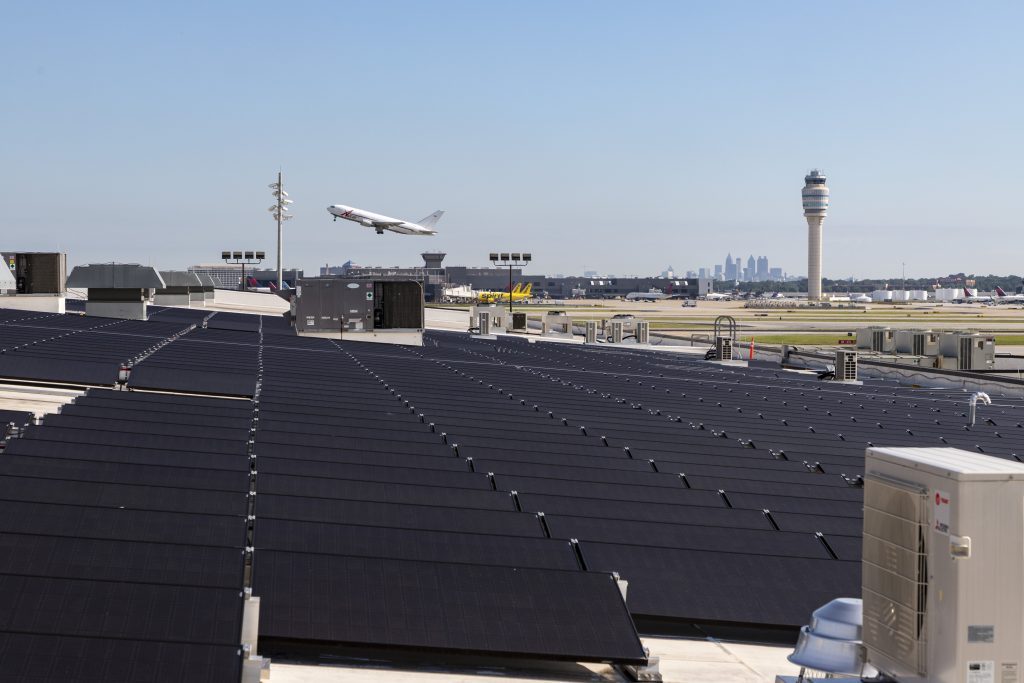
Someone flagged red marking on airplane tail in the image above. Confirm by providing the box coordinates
[996,286,1007,297]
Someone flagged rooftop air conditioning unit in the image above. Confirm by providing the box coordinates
[584,320,598,344]
[862,447,1024,683]
[477,311,491,336]
[913,331,940,357]
[635,321,649,345]
[610,320,624,344]
[715,336,733,361]
[857,326,893,351]
[835,349,857,382]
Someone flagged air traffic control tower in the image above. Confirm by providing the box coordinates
[802,169,830,301]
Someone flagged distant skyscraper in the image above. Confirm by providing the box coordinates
[769,267,783,281]
[802,169,830,300]
[735,257,742,281]
[724,253,735,280]
[714,264,723,280]
[746,255,755,282]
[756,256,769,281]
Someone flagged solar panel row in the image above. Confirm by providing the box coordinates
[250,342,648,663]
[2,306,1022,667]
[0,387,251,681]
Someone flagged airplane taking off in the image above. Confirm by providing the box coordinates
[327,204,443,236]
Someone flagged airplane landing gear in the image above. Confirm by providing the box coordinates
[376,228,384,235]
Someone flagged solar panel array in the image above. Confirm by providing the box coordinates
[0,309,194,386]
[2,304,1023,673]
[0,388,250,681]
[251,340,646,663]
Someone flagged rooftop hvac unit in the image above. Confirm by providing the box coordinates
[857,326,894,351]
[610,320,624,344]
[862,447,1024,683]
[477,311,491,336]
[635,321,649,345]
[835,349,858,382]
[584,320,598,344]
[715,336,733,361]
[895,330,939,356]
[938,333,995,371]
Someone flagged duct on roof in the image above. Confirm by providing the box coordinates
[67,264,165,289]
[158,271,203,288]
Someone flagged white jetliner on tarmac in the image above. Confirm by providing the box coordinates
[994,286,1024,303]
[327,204,443,236]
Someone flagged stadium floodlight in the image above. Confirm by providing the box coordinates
[489,251,534,314]
[223,250,265,291]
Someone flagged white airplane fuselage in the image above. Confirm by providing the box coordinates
[327,204,441,236]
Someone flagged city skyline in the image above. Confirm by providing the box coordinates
[3,3,1021,278]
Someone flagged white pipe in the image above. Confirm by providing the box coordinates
[968,391,991,426]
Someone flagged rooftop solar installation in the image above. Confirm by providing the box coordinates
[0,383,249,681]
[2,304,1024,676]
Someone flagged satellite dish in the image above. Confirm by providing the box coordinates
[268,183,280,189]
[281,198,294,205]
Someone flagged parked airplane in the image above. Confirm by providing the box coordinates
[851,294,872,303]
[994,286,1024,303]
[625,289,667,301]
[244,276,291,294]
[955,287,993,304]
[478,283,533,304]
[701,292,733,301]
[327,204,443,235]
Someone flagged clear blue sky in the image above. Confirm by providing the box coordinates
[2,1,1021,279]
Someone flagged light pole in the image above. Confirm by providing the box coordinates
[268,173,293,291]
[489,252,532,314]
[222,251,265,291]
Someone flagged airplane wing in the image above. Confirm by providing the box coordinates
[371,221,405,228]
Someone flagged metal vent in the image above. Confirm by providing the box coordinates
[912,334,925,356]
[958,337,973,370]
[836,350,857,381]
[610,321,624,344]
[636,321,649,345]
[862,475,928,677]
[716,336,733,361]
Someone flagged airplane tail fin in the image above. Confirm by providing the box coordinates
[416,210,445,230]
[996,286,1006,297]
[523,283,532,297]
[964,287,972,298]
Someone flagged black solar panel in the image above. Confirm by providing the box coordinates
[0,574,243,644]
[255,519,579,570]
[253,551,646,663]
[0,632,241,683]
[0,533,244,588]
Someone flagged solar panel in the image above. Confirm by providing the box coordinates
[253,551,646,663]
[0,574,243,644]
[0,534,244,588]
[0,633,241,683]
[254,519,579,570]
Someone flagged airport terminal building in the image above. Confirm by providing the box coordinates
[328,253,709,300]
